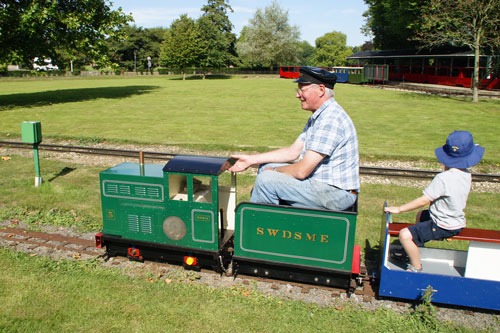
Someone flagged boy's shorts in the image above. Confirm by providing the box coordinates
[408,210,462,247]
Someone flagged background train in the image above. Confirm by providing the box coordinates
[280,65,388,84]
[96,155,500,312]
[281,47,500,90]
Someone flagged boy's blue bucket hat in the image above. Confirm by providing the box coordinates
[435,131,485,168]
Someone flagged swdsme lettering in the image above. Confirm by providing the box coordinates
[256,227,329,243]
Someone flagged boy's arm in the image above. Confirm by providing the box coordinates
[385,195,431,214]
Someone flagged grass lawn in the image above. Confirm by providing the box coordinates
[1,75,498,243]
[1,75,499,167]
[0,248,467,332]
[1,75,499,331]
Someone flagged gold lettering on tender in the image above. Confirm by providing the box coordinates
[267,229,279,237]
[255,226,330,244]
[306,233,317,242]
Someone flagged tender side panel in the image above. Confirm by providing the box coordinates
[234,203,357,272]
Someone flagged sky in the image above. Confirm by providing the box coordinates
[109,0,370,47]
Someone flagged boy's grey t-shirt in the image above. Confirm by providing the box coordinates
[423,168,471,230]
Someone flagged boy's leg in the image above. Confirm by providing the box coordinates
[403,219,445,271]
[415,210,423,223]
[400,227,422,270]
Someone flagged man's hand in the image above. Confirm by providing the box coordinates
[229,154,253,172]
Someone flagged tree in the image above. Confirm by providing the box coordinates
[0,0,132,68]
[414,0,500,102]
[362,0,427,50]
[197,0,237,77]
[313,31,354,67]
[296,41,316,66]
[159,14,203,79]
[235,1,301,70]
[107,25,166,71]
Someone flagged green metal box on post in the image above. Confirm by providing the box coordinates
[21,121,43,186]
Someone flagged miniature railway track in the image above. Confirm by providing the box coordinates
[0,226,101,256]
[2,141,499,183]
[0,225,377,299]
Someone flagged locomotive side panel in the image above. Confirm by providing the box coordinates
[100,163,166,242]
[99,163,221,252]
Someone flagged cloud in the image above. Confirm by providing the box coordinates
[127,7,203,27]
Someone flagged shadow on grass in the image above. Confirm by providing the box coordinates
[0,85,160,111]
[364,239,381,287]
[48,167,76,182]
[170,74,232,81]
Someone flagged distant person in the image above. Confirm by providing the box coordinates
[385,131,485,272]
[229,66,359,211]
[147,56,152,74]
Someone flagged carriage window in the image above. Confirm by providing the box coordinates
[193,176,212,203]
[169,174,188,201]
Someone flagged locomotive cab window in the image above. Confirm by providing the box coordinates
[193,176,212,203]
[169,174,188,201]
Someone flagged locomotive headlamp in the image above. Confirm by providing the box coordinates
[184,256,197,266]
[128,247,141,258]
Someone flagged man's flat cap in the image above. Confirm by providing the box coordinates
[294,66,337,89]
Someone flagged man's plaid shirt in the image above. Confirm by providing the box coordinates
[298,98,360,191]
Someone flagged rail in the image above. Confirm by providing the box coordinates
[1,141,499,183]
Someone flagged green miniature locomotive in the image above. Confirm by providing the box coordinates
[97,155,359,288]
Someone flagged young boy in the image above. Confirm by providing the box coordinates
[385,130,485,272]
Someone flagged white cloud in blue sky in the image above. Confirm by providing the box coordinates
[110,1,370,47]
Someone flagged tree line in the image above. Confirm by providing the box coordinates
[0,0,367,75]
[103,1,367,75]
[2,0,498,99]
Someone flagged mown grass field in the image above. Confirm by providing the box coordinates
[1,75,500,331]
[1,248,471,332]
[1,75,499,165]
[1,75,499,244]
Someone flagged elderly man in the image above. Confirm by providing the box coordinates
[229,66,359,211]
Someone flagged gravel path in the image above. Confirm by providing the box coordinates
[2,139,499,193]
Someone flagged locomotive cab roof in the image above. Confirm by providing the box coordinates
[162,155,231,176]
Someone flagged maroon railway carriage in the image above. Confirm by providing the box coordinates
[348,47,500,90]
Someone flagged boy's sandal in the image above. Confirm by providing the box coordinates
[406,264,422,273]
[390,249,409,261]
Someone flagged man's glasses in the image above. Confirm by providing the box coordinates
[296,84,318,95]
